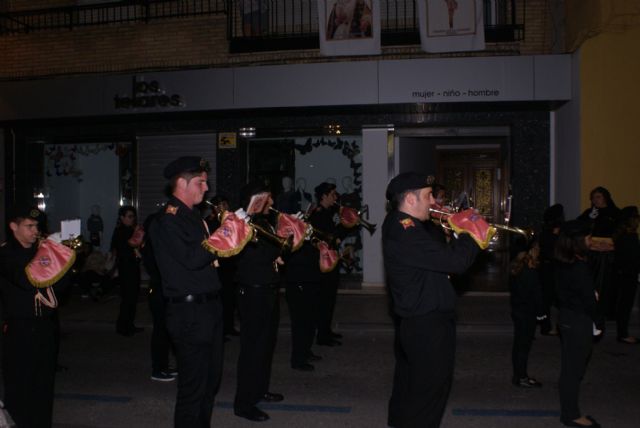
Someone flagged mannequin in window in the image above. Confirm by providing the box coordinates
[295,177,313,214]
[275,176,298,214]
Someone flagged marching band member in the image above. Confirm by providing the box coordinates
[148,156,222,428]
[232,182,285,422]
[112,205,144,337]
[309,182,346,346]
[382,172,480,428]
[0,206,72,428]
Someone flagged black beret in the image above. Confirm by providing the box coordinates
[386,172,435,200]
[163,156,210,179]
[7,205,42,223]
[314,182,337,199]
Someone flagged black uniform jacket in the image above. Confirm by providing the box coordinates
[235,215,281,285]
[509,266,544,315]
[149,196,220,298]
[0,236,58,319]
[382,210,479,318]
[555,260,598,320]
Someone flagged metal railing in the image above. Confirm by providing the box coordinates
[228,0,525,53]
[0,0,226,35]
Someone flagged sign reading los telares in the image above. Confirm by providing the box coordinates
[114,77,184,109]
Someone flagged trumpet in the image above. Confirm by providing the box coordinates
[268,207,338,247]
[205,201,292,254]
[338,204,377,235]
[250,220,294,254]
[429,207,534,239]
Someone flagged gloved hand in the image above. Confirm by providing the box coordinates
[234,208,250,223]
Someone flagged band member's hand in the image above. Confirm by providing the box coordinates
[275,256,285,266]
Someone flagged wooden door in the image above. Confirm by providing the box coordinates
[436,149,509,292]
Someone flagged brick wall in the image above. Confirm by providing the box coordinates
[0,0,556,80]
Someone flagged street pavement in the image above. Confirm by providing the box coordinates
[46,289,640,428]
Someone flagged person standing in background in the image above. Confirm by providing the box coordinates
[112,206,143,337]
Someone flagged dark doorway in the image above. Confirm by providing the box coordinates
[397,133,510,292]
[436,148,510,292]
[247,139,295,198]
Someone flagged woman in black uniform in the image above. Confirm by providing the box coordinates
[555,220,601,428]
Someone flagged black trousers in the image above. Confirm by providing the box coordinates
[589,251,616,319]
[218,263,238,334]
[558,309,593,422]
[234,284,280,411]
[116,261,140,334]
[615,272,639,338]
[286,281,319,366]
[317,270,339,342]
[388,311,456,428]
[149,283,173,373]
[165,298,223,428]
[539,261,556,333]
[511,310,536,380]
[2,317,57,428]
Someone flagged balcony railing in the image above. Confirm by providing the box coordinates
[0,0,226,35]
[228,0,525,53]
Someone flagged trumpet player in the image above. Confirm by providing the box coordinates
[309,182,347,346]
[0,206,65,428]
[383,173,481,428]
[233,182,285,422]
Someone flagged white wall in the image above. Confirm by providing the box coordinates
[362,127,392,288]
[554,50,581,218]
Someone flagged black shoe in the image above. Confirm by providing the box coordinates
[512,377,542,388]
[561,416,600,427]
[150,371,176,382]
[116,329,134,337]
[617,336,640,344]
[262,392,284,402]
[234,406,269,422]
[330,331,343,339]
[163,367,178,377]
[317,339,342,347]
[306,352,323,362]
[225,328,240,337]
[291,363,315,371]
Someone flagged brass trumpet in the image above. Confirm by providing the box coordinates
[339,204,377,235]
[429,207,534,239]
[205,201,292,254]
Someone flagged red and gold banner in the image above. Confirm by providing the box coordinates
[26,238,76,288]
[203,211,254,257]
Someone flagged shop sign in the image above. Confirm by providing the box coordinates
[114,77,184,109]
[218,132,237,149]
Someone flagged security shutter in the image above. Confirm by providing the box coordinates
[137,133,217,222]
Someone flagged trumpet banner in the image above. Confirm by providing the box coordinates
[203,211,254,257]
[447,208,496,250]
[275,213,308,252]
[25,238,76,288]
[339,206,359,228]
[317,240,339,273]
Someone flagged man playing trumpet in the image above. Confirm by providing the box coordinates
[383,173,481,428]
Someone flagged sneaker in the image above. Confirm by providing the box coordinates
[151,371,175,382]
[164,367,178,377]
